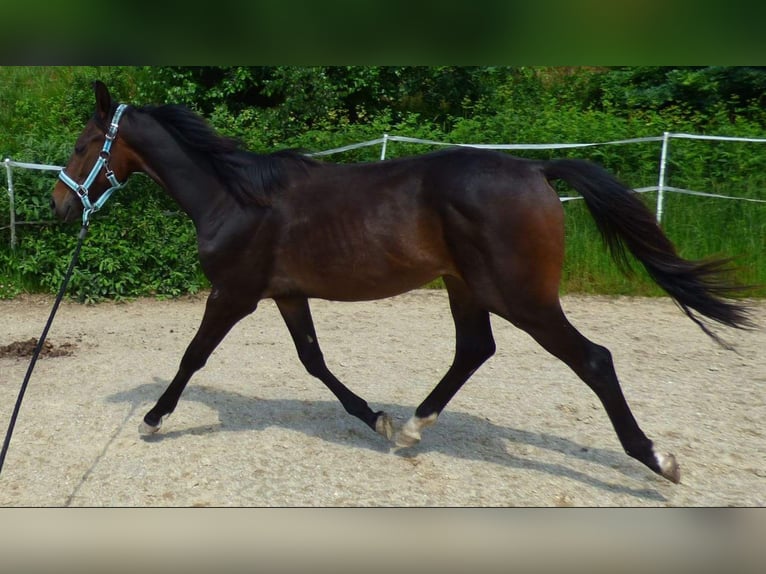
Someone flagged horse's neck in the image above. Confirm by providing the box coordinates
[125,115,236,230]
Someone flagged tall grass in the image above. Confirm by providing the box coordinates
[560,190,766,297]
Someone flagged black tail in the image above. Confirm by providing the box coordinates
[543,158,752,345]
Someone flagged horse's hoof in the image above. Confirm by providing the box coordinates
[394,430,420,448]
[655,452,681,484]
[394,413,438,448]
[375,412,394,440]
[139,417,163,436]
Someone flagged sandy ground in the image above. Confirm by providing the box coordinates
[0,290,763,506]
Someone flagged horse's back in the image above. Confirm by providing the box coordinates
[265,148,563,302]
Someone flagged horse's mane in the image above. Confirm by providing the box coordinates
[141,104,319,206]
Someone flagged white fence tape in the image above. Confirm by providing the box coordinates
[306,137,387,157]
[4,159,62,171]
[667,133,766,144]
[306,134,665,156]
[4,132,765,247]
[384,134,665,150]
[660,185,766,203]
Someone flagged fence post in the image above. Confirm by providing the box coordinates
[380,133,389,160]
[656,131,670,224]
[4,158,16,249]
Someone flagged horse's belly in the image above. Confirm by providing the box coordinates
[266,207,456,301]
[316,266,446,301]
[266,246,453,301]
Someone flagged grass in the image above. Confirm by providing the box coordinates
[560,191,765,297]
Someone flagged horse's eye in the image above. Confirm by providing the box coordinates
[75,144,86,155]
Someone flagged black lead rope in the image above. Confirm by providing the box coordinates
[0,223,89,476]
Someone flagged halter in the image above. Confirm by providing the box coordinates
[58,103,129,224]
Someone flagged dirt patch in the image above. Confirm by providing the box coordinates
[0,338,76,359]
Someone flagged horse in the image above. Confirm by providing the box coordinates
[51,81,751,484]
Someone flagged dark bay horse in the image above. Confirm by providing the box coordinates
[51,81,751,484]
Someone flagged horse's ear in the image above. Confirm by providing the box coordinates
[93,80,112,122]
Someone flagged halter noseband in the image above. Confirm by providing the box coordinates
[58,103,129,224]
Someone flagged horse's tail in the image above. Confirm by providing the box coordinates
[542,158,752,344]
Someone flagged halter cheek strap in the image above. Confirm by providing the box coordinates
[58,103,129,224]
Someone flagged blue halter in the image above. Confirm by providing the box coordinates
[58,103,129,224]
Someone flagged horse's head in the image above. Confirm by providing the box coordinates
[52,81,136,224]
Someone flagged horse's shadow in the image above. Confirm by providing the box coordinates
[106,378,667,502]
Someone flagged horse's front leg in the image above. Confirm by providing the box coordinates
[275,296,393,439]
[140,288,257,434]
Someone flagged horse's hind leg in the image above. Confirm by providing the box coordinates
[275,297,393,439]
[395,276,496,447]
[140,288,257,434]
[497,299,681,483]
[435,181,678,482]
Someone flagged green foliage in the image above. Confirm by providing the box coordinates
[1,66,764,301]
[3,176,207,303]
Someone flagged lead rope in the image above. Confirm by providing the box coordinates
[0,222,90,476]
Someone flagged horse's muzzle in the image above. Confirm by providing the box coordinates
[51,182,82,223]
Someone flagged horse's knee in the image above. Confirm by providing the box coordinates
[180,350,207,373]
[458,334,495,369]
[298,346,328,379]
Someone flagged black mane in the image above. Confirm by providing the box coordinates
[142,104,319,206]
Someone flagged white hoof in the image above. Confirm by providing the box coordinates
[138,417,163,436]
[655,452,681,484]
[375,412,394,440]
[394,413,438,448]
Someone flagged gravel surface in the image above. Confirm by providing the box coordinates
[0,291,763,506]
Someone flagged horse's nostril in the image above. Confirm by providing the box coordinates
[50,198,56,211]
